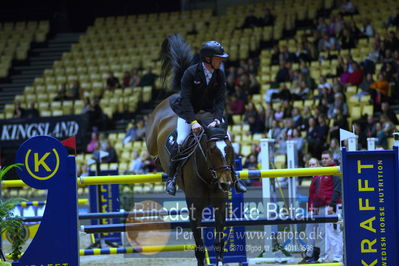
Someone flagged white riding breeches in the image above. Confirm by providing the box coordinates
[176,117,192,145]
[176,117,231,145]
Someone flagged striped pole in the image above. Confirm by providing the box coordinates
[83,216,340,234]
[22,209,188,222]
[79,244,196,256]
[14,199,88,208]
[1,166,341,188]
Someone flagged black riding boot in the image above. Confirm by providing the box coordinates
[165,145,181,196]
[233,170,247,193]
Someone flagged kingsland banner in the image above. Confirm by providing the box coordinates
[0,115,88,147]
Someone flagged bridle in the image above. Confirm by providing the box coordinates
[192,130,233,190]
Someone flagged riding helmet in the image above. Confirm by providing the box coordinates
[199,41,229,59]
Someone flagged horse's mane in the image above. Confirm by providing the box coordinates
[160,34,193,92]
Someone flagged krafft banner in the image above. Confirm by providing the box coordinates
[342,147,399,266]
[0,115,88,147]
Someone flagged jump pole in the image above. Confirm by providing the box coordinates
[1,167,341,188]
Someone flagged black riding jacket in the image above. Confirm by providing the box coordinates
[171,63,226,124]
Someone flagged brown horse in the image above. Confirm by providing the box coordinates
[145,95,235,265]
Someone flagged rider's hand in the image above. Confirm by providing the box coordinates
[207,119,220,128]
[207,121,217,128]
[191,122,202,133]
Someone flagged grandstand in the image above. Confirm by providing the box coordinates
[1,0,399,193]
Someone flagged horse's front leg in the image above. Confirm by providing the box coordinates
[187,201,205,266]
[214,204,227,265]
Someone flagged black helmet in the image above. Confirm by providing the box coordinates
[199,41,229,59]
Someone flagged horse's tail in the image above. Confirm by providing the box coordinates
[160,34,193,91]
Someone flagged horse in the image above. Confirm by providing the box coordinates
[145,34,235,265]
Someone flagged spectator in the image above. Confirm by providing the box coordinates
[241,9,259,29]
[77,163,89,177]
[291,107,304,129]
[276,130,288,155]
[328,93,348,119]
[348,20,362,40]
[362,42,380,75]
[139,67,158,87]
[354,73,374,99]
[271,45,281,65]
[248,73,260,95]
[134,119,146,140]
[363,114,377,138]
[381,62,396,82]
[295,42,312,62]
[267,119,282,139]
[88,97,110,131]
[54,83,68,101]
[122,71,131,88]
[375,122,388,149]
[106,71,121,91]
[338,28,356,49]
[328,138,341,163]
[280,46,298,63]
[248,112,264,134]
[273,83,293,101]
[80,97,91,114]
[128,151,145,174]
[307,151,342,263]
[345,62,364,86]
[380,114,395,136]
[329,108,349,140]
[292,80,310,100]
[292,128,305,166]
[273,105,284,122]
[381,102,399,125]
[140,150,157,173]
[353,122,367,149]
[315,17,328,34]
[86,132,99,153]
[264,106,274,130]
[228,94,245,115]
[360,18,374,38]
[370,73,390,106]
[129,68,141,88]
[243,102,258,123]
[301,157,321,263]
[258,7,275,26]
[301,107,312,130]
[317,76,333,101]
[318,32,338,52]
[306,116,323,158]
[340,0,357,15]
[24,102,39,119]
[243,154,258,169]
[387,7,399,27]
[101,141,118,163]
[68,81,81,100]
[122,121,137,144]
[13,101,25,118]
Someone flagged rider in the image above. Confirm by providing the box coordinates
[165,40,247,195]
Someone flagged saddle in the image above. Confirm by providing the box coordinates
[165,121,228,156]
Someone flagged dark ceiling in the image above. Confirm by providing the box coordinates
[1,0,181,32]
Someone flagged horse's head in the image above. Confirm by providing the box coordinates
[204,127,235,192]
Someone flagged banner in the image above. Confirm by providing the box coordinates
[342,147,399,266]
[0,115,88,147]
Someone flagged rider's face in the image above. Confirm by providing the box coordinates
[211,57,223,69]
